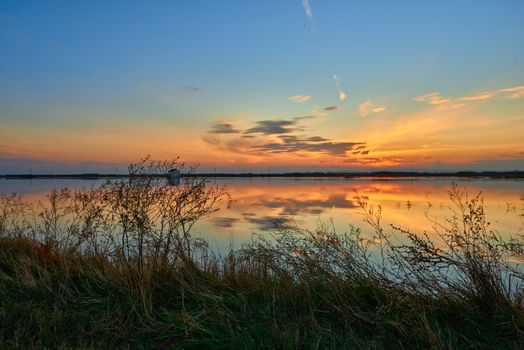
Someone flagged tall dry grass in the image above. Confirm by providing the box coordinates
[0,159,522,349]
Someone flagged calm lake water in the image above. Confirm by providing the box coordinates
[1,177,523,249]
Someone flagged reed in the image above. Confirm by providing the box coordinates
[0,159,522,349]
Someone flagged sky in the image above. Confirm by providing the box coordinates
[1,0,523,173]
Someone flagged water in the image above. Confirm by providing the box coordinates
[1,177,523,249]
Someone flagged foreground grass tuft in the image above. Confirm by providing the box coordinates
[0,234,522,349]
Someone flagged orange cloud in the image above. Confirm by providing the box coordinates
[288,95,312,103]
[414,85,524,108]
[413,92,450,105]
[350,96,524,168]
[358,99,387,116]
[456,92,496,101]
[498,86,524,99]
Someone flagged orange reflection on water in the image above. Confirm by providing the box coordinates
[1,178,523,246]
[206,178,524,245]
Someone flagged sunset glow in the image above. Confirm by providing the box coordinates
[1,1,523,173]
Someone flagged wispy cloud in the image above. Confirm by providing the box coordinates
[289,95,311,103]
[498,86,524,99]
[372,107,387,113]
[294,115,316,122]
[414,85,524,108]
[209,122,241,134]
[165,84,201,99]
[358,99,387,116]
[310,105,340,117]
[413,92,450,105]
[332,74,347,101]
[301,0,317,32]
[183,85,200,92]
[456,92,495,102]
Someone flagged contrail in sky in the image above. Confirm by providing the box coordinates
[333,74,347,101]
[302,0,317,32]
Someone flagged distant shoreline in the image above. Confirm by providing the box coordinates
[1,171,523,179]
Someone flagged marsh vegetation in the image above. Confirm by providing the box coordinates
[0,159,523,349]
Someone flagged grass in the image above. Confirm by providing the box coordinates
[0,159,523,349]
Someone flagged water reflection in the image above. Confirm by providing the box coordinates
[212,217,240,229]
[1,177,522,245]
[205,178,524,243]
[251,193,357,216]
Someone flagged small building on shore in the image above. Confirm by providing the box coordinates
[167,169,180,185]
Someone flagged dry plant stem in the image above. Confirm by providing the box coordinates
[0,162,523,349]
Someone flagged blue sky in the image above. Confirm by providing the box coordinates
[1,0,523,173]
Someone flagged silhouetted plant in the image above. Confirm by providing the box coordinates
[0,156,230,274]
[0,165,523,349]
